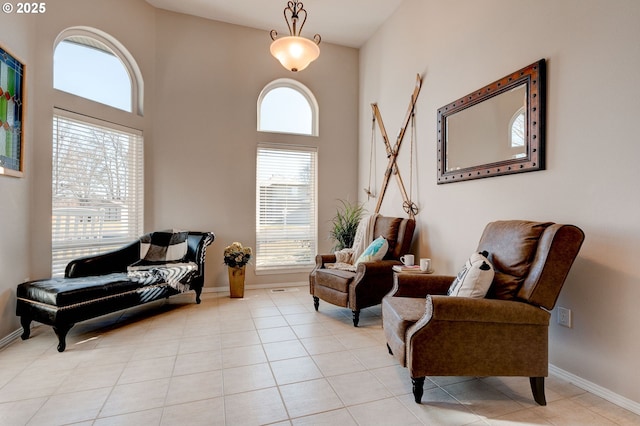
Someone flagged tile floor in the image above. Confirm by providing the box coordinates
[1,286,639,425]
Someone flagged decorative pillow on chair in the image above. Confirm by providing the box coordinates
[334,248,354,264]
[138,230,189,264]
[447,251,495,298]
[355,236,389,266]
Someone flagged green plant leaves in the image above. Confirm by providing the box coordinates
[329,199,366,251]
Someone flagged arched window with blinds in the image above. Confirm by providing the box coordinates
[51,29,144,276]
[255,79,319,273]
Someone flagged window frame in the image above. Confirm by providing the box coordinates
[51,108,144,276]
[54,27,144,116]
[257,78,319,137]
[509,106,527,159]
[51,28,145,277]
[255,143,318,275]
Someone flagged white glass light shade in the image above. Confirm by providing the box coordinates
[270,36,320,72]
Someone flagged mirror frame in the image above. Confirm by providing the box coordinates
[437,59,546,184]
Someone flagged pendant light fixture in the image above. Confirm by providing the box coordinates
[269,1,321,72]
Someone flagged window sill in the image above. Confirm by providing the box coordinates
[255,266,313,276]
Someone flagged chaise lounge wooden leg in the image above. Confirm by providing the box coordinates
[195,287,202,304]
[20,316,32,340]
[412,377,425,403]
[53,324,73,352]
[352,310,360,327]
[530,377,547,405]
[313,296,319,311]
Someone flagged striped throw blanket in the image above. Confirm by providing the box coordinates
[127,262,198,293]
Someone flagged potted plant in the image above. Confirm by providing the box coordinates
[329,199,366,251]
[223,242,252,298]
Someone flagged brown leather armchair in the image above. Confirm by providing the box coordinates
[382,220,584,405]
[310,216,415,326]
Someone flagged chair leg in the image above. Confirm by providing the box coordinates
[313,296,319,311]
[387,343,393,355]
[20,316,32,340]
[530,377,547,406]
[412,377,425,403]
[352,310,360,327]
[53,324,73,353]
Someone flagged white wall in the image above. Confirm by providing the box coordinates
[151,10,359,288]
[0,0,358,337]
[359,0,640,405]
[0,15,35,340]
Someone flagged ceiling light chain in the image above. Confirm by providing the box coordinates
[269,1,321,72]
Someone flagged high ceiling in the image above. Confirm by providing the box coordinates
[145,0,404,48]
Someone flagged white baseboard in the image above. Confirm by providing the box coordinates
[549,364,640,415]
[203,281,308,293]
[0,328,25,350]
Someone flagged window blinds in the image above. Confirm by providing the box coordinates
[256,144,317,272]
[51,110,143,276]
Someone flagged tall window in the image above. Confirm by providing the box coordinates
[51,111,143,276]
[51,29,143,276]
[256,144,317,272]
[256,79,319,273]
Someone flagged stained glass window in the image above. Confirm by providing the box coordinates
[0,46,24,176]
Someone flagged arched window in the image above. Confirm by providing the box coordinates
[54,27,143,115]
[509,106,526,159]
[510,107,526,148]
[51,28,144,276]
[257,78,318,136]
[255,79,319,273]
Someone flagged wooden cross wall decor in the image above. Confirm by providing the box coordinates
[370,74,422,219]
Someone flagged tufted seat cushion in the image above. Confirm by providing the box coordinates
[313,269,355,293]
[18,273,135,307]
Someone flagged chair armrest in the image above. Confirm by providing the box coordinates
[65,241,140,278]
[388,273,456,298]
[355,259,401,275]
[424,295,550,326]
[347,259,402,310]
[314,254,337,268]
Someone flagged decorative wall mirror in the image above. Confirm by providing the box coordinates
[437,59,545,184]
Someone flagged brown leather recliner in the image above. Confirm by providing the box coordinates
[382,220,584,405]
[310,216,415,326]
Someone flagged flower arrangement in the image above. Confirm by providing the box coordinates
[223,242,252,268]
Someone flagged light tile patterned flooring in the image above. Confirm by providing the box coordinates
[1,286,639,425]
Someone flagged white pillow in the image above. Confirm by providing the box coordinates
[447,251,494,298]
[355,236,389,265]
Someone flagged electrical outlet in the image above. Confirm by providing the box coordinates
[557,307,572,328]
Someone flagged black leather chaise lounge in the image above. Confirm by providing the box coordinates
[16,231,214,352]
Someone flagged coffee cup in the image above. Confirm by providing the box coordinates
[420,258,431,272]
[400,254,414,266]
